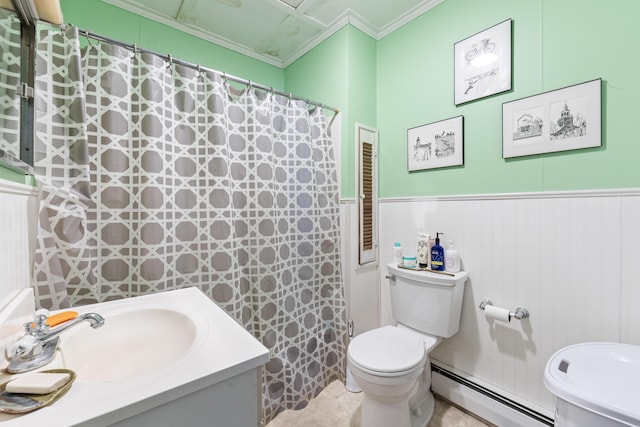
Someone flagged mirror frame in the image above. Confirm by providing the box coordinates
[18,20,34,168]
[0,6,35,175]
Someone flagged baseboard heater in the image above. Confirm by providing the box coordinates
[431,364,554,427]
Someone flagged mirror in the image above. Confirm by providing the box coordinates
[0,0,62,176]
[0,6,30,174]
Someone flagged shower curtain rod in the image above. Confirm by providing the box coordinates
[78,28,340,115]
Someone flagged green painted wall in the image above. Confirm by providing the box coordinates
[0,167,27,184]
[377,0,640,197]
[346,28,377,198]
[285,26,377,198]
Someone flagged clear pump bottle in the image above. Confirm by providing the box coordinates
[445,240,461,272]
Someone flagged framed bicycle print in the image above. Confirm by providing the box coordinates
[502,78,602,158]
[407,116,464,172]
[454,19,512,105]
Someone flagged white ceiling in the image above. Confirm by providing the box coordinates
[102,0,444,68]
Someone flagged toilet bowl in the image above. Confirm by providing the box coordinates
[347,264,468,427]
[348,325,440,427]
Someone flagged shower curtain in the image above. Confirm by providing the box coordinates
[33,26,347,422]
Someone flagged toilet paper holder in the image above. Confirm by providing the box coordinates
[479,299,530,320]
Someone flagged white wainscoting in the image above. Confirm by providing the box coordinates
[0,178,38,303]
[375,189,640,419]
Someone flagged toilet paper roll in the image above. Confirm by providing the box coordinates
[484,305,511,322]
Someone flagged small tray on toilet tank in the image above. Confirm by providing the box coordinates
[387,263,468,287]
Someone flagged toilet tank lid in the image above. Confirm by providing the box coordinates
[544,342,640,425]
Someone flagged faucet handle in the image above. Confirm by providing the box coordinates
[34,309,49,325]
[5,335,43,361]
[25,309,50,336]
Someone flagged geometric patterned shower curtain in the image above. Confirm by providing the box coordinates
[33,27,346,423]
[33,24,91,310]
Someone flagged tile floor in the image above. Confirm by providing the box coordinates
[266,380,493,427]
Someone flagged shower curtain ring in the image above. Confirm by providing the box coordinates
[132,43,138,58]
[167,54,173,68]
[196,64,202,78]
[84,30,94,47]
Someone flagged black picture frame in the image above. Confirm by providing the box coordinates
[502,78,602,158]
[454,19,512,106]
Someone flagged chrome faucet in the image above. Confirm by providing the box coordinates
[28,312,105,343]
[5,310,105,374]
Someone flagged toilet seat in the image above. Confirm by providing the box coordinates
[348,326,427,376]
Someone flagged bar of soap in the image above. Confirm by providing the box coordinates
[5,372,70,395]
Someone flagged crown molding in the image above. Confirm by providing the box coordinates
[377,0,444,39]
[102,0,284,67]
[102,0,444,69]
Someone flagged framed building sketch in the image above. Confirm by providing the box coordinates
[502,78,601,158]
[454,19,512,105]
[407,116,464,172]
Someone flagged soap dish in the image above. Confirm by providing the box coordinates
[0,369,76,414]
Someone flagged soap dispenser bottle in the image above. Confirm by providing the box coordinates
[430,232,445,271]
[427,234,435,269]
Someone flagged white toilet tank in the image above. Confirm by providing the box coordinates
[386,263,468,338]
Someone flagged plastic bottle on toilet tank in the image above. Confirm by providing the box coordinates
[417,233,429,268]
[393,242,403,265]
[445,240,461,272]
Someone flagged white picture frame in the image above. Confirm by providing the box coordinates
[502,78,602,158]
[407,116,464,172]
[454,19,512,106]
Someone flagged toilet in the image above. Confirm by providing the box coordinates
[347,263,468,427]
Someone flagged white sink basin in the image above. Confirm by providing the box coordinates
[60,308,197,382]
[0,287,269,426]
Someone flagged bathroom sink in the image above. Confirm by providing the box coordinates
[0,287,269,426]
[59,307,197,382]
